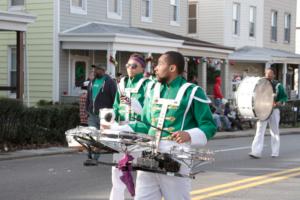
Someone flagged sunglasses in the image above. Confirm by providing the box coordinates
[125,63,138,69]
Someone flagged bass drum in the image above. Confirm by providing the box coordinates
[236,77,274,121]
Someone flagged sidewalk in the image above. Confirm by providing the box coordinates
[214,127,300,139]
[0,128,299,161]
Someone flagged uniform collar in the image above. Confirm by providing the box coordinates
[128,73,144,84]
[165,75,185,88]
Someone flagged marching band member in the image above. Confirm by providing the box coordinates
[109,53,152,200]
[249,67,288,158]
[114,51,216,200]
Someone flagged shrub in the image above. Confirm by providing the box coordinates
[0,98,80,150]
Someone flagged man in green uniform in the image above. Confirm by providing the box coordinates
[249,67,288,158]
[113,54,150,124]
[109,53,152,200]
[113,51,216,200]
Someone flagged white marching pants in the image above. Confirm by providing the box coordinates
[134,140,192,200]
[109,166,126,200]
[251,108,280,157]
[134,170,191,200]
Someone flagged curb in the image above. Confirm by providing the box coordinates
[0,147,78,161]
[213,130,300,140]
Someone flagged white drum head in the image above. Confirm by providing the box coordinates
[253,78,274,120]
[236,77,273,121]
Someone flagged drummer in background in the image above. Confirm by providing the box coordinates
[113,51,216,200]
[249,67,288,159]
[109,53,151,200]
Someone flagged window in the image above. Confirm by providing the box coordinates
[141,0,152,22]
[70,0,87,15]
[170,0,179,25]
[188,4,197,34]
[249,6,256,38]
[107,0,122,20]
[232,3,240,35]
[9,0,25,11]
[271,10,278,41]
[11,0,24,6]
[9,47,17,94]
[284,13,291,43]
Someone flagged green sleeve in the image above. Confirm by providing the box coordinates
[113,90,121,122]
[192,88,217,140]
[276,83,288,103]
[128,88,152,134]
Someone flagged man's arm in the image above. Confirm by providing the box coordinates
[178,88,217,147]
[276,83,288,103]
[112,90,121,122]
[85,83,91,112]
[109,79,117,102]
[127,88,153,134]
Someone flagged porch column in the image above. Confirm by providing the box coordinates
[183,57,188,79]
[16,31,24,101]
[198,60,207,91]
[146,52,152,73]
[298,65,300,99]
[107,49,116,78]
[222,60,229,99]
[282,63,287,88]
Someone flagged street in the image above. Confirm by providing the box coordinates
[1,134,300,200]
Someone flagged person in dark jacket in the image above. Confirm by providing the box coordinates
[86,64,117,128]
[84,64,117,166]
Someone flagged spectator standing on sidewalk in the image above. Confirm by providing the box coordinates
[213,75,224,112]
[79,81,89,126]
[249,68,288,159]
[85,64,117,165]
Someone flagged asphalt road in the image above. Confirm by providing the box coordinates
[1,134,300,200]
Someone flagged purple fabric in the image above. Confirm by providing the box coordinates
[131,56,146,68]
[118,153,135,196]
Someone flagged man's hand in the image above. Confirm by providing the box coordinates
[273,102,283,107]
[120,96,131,105]
[172,131,191,144]
[101,124,111,129]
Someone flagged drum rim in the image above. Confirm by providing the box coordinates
[101,130,153,137]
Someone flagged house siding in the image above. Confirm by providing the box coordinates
[194,0,225,46]
[131,0,187,36]
[0,0,54,105]
[263,0,296,52]
[223,0,264,48]
[60,0,130,32]
[228,62,264,98]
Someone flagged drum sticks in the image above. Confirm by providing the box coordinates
[130,116,172,135]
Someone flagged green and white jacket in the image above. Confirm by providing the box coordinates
[127,76,217,147]
[113,73,151,124]
[271,80,288,104]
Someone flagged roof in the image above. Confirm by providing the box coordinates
[64,22,164,38]
[229,46,300,62]
[140,28,234,51]
[61,22,233,51]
